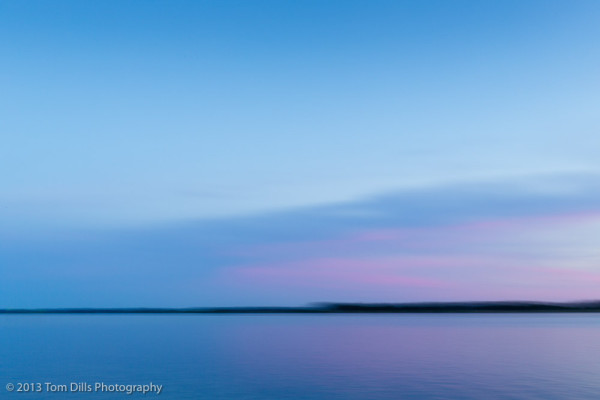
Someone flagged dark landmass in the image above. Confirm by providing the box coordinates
[3,301,600,314]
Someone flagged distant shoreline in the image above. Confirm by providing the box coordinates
[3,301,600,314]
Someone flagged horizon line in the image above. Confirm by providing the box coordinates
[3,301,600,314]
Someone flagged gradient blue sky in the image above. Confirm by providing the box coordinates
[2,1,600,307]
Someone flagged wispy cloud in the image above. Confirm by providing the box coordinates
[2,172,600,307]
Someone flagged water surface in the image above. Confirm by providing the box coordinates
[2,314,599,399]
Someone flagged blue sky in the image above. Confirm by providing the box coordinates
[1,1,600,307]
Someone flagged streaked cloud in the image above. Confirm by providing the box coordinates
[2,173,600,307]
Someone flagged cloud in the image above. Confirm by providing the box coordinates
[2,172,600,307]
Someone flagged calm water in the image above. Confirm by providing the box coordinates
[1,314,600,399]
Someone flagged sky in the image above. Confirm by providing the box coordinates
[1,0,600,307]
